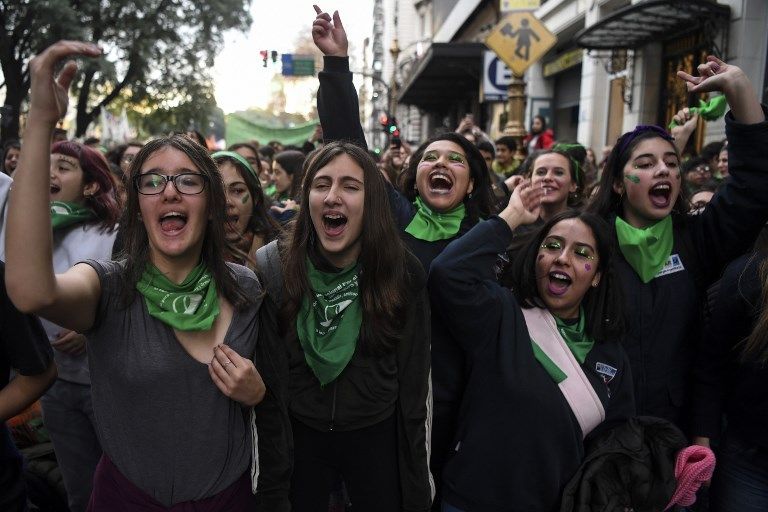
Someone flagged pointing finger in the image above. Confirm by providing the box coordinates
[313,4,322,14]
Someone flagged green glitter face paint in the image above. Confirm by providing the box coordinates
[624,173,640,184]
[241,193,250,205]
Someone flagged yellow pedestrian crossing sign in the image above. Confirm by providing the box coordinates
[485,11,556,76]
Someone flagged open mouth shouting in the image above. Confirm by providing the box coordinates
[50,183,61,196]
[649,181,672,208]
[322,210,348,237]
[428,170,454,195]
[159,211,188,236]
[547,271,572,296]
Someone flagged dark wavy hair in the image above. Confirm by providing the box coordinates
[509,210,625,343]
[281,141,410,355]
[117,135,252,310]
[274,150,306,200]
[587,130,689,218]
[399,132,497,222]
[51,141,120,231]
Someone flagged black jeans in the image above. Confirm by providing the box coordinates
[290,414,401,512]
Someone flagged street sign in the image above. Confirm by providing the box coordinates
[482,51,512,102]
[485,11,557,76]
[500,0,541,12]
[281,54,316,76]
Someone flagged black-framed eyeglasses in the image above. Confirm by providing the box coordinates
[134,172,208,195]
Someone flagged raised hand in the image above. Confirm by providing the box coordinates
[670,107,699,154]
[312,5,348,57]
[677,55,763,124]
[499,179,544,230]
[209,344,266,407]
[27,40,101,125]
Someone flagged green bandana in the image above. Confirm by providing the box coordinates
[405,196,466,242]
[50,201,96,231]
[615,216,673,283]
[531,309,595,384]
[136,263,220,331]
[297,259,362,386]
[668,95,728,128]
[265,184,277,198]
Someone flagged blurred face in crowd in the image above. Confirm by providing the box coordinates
[717,149,728,177]
[272,161,293,196]
[4,147,19,174]
[479,150,494,170]
[219,160,253,243]
[685,164,711,187]
[531,116,544,134]
[495,144,513,166]
[415,140,474,213]
[531,153,576,212]
[234,146,260,171]
[120,145,141,174]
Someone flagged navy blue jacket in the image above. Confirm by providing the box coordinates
[429,217,635,512]
[616,108,768,429]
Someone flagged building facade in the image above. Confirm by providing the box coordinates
[377,0,768,153]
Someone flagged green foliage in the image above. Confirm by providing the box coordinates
[0,0,251,138]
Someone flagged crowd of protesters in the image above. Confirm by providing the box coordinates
[1,6,767,512]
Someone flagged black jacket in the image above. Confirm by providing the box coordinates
[616,108,768,428]
[560,416,686,512]
[429,217,635,512]
[317,55,476,493]
[256,242,433,512]
[691,251,768,449]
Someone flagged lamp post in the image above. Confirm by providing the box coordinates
[389,37,401,116]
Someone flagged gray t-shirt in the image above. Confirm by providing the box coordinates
[84,259,262,506]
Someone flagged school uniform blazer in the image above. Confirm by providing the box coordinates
[429,217,635,512]
[615,107,768,429]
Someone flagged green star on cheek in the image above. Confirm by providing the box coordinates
[623,173,640,184]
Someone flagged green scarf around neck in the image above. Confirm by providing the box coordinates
[136,262,220,331]
[615,216,673,283]
[405,196,466,242]
[50,201,96,231]
[532,308,595,383]
[296,258,362,386]
[265,183,277,198]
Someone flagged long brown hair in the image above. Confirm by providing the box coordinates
[281,141,410,355]
[116,135,252,309]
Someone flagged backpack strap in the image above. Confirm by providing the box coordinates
[522,307,605,438]
[255,240,283,307]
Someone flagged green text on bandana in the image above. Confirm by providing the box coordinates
[297,259,362,386]
[615,216,673,283]
[50,201,96,231]
[405,196,466,242]
[137,263,220,331]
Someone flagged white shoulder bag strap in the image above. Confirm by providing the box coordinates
[522,307,605,438]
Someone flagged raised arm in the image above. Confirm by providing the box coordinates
[428,181,543,351]
[5,41,102,332]
[313,6,367,149]
[677,57,768,278]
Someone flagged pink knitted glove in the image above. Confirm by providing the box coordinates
[665,445,716,510]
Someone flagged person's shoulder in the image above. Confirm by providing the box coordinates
[227,261,260,289]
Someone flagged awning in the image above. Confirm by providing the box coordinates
[397,42,485,109]
[574,0,730,50]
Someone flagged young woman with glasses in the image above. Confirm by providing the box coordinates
[6,41,289,511]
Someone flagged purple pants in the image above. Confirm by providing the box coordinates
[87,455,257,511]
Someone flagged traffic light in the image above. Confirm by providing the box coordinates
[387,117,400,138]
[260,50,268,67]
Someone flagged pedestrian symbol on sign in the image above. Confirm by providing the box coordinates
[500,18,540,61]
